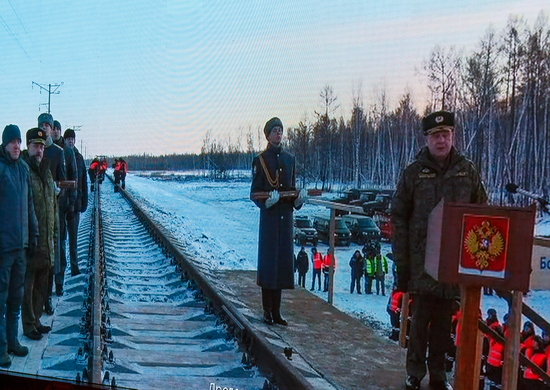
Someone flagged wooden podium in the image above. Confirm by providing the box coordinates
[424,200,536,390]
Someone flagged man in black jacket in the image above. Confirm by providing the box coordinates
[52,121,78,294]
[250,117,306,326]
[38,113,66,315]
[63,128,87,277]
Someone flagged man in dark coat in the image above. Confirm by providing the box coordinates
[295,247,309,288]
[52,120,78,295]
[0,125,39,367]
[21,128,57,341]
[349,250,364,294]
[391,111,488,390]
[63,128,87,277]
[250,117,306,326]
[38,113,66,315]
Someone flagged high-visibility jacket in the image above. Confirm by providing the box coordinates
[389,291,404,313]
[487,339,504,368]
[524,348,548,380]
[364,257,375,276]
[322,253,336,273]
[312,253,323,270]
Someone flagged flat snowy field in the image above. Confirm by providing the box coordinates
[122,171,550,336]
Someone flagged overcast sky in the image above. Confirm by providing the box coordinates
[1,0,548,158]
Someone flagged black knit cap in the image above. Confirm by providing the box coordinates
[263,117,283,139]
[26,128,47,145]
[2,124,21,145]
[422,111,454,135]
[53,120,61,130]
[64,128,76,139]
[37,113,54,128]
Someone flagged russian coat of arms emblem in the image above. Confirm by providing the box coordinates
[460,215,509,277]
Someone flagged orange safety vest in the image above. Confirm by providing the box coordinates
[524,349,548,380]
[312,253,323,269]
[389,291,404,313]
[323,254,336,271]
[487,339,504,368]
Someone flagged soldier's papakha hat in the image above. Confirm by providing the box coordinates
[422,111,455,135]
[263,117,283,139]
[53,120,61,130]
[37,113,54,128]
[26,127,47,145]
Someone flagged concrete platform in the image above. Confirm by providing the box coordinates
[217,270,407,390]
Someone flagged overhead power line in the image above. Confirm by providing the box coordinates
[32,82,64,113]
[0,13,31,60]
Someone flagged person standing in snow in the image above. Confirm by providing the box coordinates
[295,247,309,288]
[250,117,307,326]
[349,250,363,294]
[391,110,487,390]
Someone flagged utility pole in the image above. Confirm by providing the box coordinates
[32,82,63,113]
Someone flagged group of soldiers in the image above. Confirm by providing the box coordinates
[0,114,87,368]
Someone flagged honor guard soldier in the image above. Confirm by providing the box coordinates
[250,117,307,326]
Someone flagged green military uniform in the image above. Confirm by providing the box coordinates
[21,150,57,337]
[392,145,487,385]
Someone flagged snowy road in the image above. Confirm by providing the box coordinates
[123,172,550,335]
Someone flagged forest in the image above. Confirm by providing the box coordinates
[123,15,550,203]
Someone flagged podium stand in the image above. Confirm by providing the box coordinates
[424,200,535,390]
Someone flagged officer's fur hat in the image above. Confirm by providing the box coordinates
[422,111,454,135]
[37,113,54,128]
[263,117,283,139]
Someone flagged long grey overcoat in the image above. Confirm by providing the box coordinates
[251,144,298,290]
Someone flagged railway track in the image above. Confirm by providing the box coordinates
[52,181,313,390]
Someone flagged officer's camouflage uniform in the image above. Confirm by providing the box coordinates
[391,145,487,383]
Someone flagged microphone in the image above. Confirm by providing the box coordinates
[506,183,549,210]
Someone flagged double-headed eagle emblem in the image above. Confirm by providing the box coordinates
[464,220,505,270]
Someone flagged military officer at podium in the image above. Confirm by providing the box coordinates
[391,111,488,390]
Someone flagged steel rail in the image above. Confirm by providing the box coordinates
[90,181,104,385]
[109,176,315,390]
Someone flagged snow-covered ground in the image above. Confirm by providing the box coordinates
[122,171,550,336]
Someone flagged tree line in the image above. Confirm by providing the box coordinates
[122,13,550,201]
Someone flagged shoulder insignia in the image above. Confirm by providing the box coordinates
[421,168,432,173]
[454,171,468,177]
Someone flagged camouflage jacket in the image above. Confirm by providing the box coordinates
[23,151,57,269]
[391,146,488,298]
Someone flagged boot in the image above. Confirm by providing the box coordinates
[7,311,28,356]
[261,289,273,325]
[0,351,11,368]
[8,342,28,357]
[45,297,54,316]
[262,310,273,325]
[271,289,288,326]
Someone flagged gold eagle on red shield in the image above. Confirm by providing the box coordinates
[464,220,505,270]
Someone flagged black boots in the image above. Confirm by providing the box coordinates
[262,310,274,325]
[45,297,54,316]
[261,288,288,326]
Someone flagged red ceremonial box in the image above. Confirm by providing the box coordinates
[425,200,536,292]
